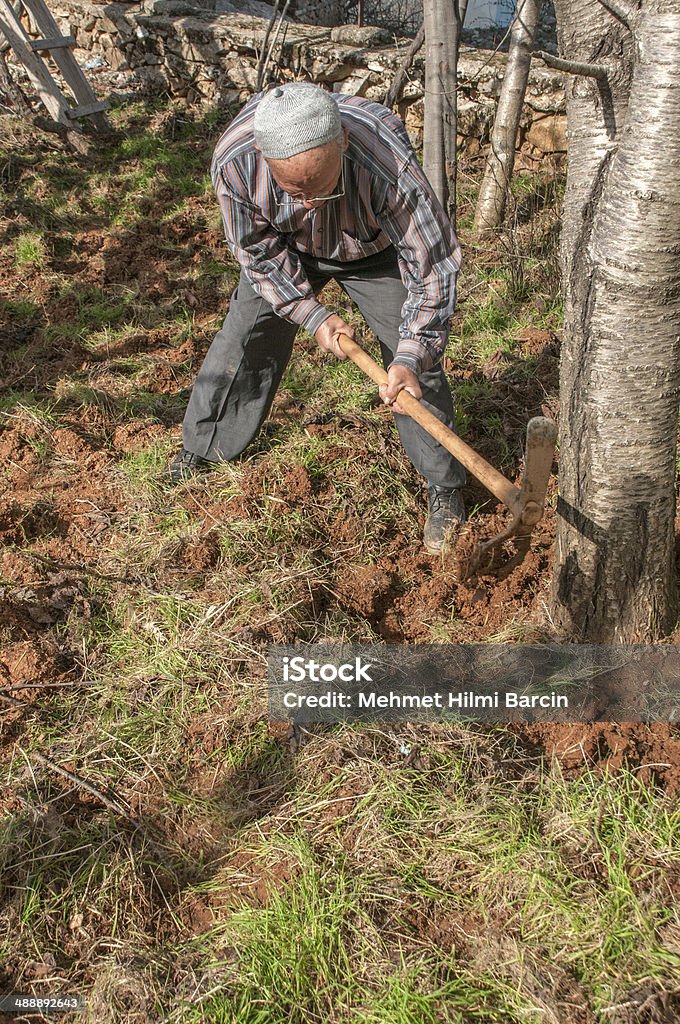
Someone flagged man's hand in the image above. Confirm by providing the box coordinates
[379,364,422,414]
[314,315,356,360]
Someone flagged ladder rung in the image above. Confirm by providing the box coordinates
[67,99,109,118]
[30,35,75,51]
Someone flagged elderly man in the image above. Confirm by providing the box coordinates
[169,82,466,553]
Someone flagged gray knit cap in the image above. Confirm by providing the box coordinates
[253,83,343,160]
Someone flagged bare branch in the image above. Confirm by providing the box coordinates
[594,0,636,29]
[255,0,280,92]
[0,680,95,694]
[32,750,141,826]
[260,0,291,90]
[533,50,608,81]
[384,22,424,108]
[0,691,25,707]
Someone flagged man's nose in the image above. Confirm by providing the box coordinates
[303,199,326,210]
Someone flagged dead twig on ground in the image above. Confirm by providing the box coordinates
[18,550,175,597]
[31,750,139,825]
[0,679,95,694]
[0,691,26,707]
[21,549,130,583]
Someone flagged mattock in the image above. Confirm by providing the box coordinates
[338,334,557,580]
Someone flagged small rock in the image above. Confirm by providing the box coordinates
[330,25,391,47]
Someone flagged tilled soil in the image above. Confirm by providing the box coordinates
[2,398,677,793]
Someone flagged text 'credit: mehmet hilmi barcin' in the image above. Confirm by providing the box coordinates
[279,657,570,710]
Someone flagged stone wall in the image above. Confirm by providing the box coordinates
[47,0,566,160]
[287,0,346,28]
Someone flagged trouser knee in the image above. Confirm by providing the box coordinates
[182,277,299,461]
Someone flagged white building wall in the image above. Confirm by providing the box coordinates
[464,0,515,30]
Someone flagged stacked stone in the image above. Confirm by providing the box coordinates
[46,0,566,157]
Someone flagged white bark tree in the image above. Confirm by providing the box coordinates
[423,0,467,225]
[473,0,542,236]
[548,0,680,640]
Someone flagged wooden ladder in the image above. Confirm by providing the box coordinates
[0,0,109,130]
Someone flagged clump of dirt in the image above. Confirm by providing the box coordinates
[0,595,44,639]
[0,580,87,715]
[455,543,550,625]
[0,638,70,689]
[377,573,459,641]
[274,464,313,504]
[111,421,169,453]
[210,848,301,912]
[50,427,93,458]
[512,722,680,795]
[184,712,228,759]
[240,461,314,508]
[178,894,214,936]
[175,531,222,572]
[0,500,67,545]
[334,564,395,618]
[175,842,302,935]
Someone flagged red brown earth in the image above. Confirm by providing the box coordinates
[4,402,675,792]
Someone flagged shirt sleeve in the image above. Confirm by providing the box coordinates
[375,157,462,376]
[213,166,332,337]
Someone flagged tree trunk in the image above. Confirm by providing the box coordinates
[473,0,541,236]
[551,0,680,641]
[423,0,466,225]
[0,47,32,116]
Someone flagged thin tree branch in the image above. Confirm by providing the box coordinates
[384,22,424,108]
[32,750,140,826]
[593,0,636,29]
[0,680,95,694]
[19,550,172,596]
[22,549,128,582]
[259,0,290,90]
[255,0,280,92]
[0,691,25,707]
[533,50,608,81]
[29,750,191,864]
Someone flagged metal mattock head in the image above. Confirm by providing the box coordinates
[459,416,558,580]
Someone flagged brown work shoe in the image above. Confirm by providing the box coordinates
[423,485,466,554]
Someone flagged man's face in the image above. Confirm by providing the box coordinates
[263,130,349,210]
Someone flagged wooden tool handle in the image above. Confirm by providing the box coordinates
[337,334,521,512]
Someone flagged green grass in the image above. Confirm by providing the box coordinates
[15,231,47,267]
[1,297,39,319]
[183,860,535,1023]
[3,599,678,1022]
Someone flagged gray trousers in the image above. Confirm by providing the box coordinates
[182,244,465,490]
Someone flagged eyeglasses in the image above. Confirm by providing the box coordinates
[280,161,345,206]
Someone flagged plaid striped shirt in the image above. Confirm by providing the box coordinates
[210,91,462,375]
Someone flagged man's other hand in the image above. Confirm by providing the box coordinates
[315,315,355,360]
[379,364,422,414]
